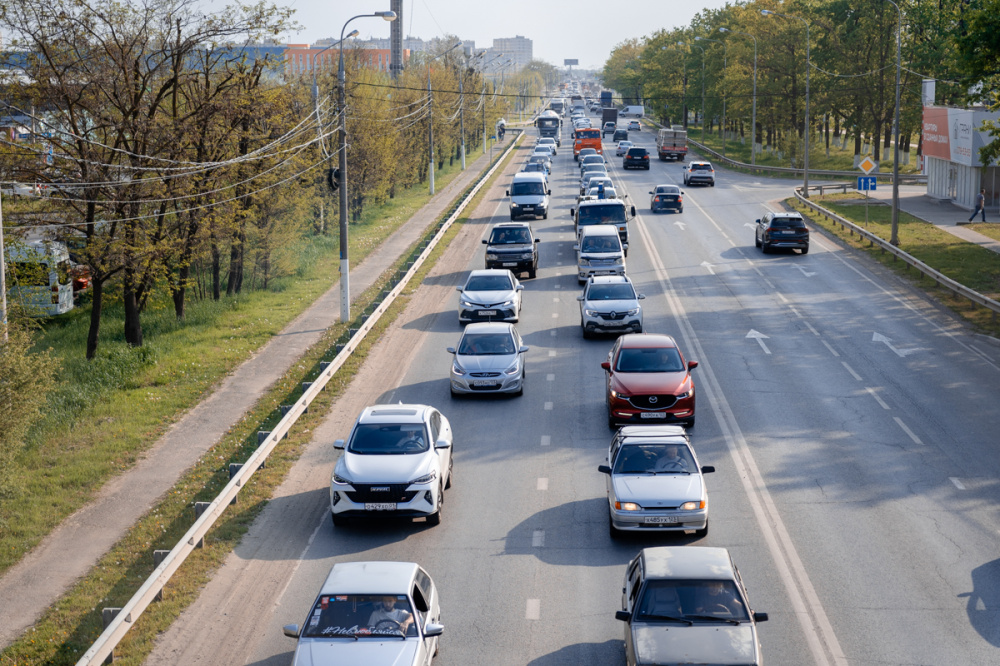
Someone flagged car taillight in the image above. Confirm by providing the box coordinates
[643,155,648,159]
[654,197,660,202]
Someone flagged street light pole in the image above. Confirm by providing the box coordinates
[762,9,810,196]
[720,27,758,165]
[696,36,726,158]
[337,10,397,323]
[427,41,462,195]
[0,189,7,343]
[882,0,903,245]
[678,42,706,144]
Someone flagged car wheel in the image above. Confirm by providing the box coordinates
[528,267,537,279]
[710,181,715,187]
[542,211,548,220]
[426,485,443,526]
[678,207,683,214]
[332,512,349,528]
[755,234,762,248]
[445,459,453,489]
[510,213,516,221]
[684,417,695,429]
[607,411,617,430]
[695,519,709,538]
[514,371,524,397]
[608,513,619,539]
[761,241,771,254]
[645,165,650,170]
[801,245,809,255]
[582,325,592,339]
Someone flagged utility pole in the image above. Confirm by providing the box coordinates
[0,188,8,342]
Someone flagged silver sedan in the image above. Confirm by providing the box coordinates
[447,322,528,396]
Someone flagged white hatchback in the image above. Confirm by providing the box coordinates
[616,140,634,156]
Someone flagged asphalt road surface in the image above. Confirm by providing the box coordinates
[147,122,1000,666]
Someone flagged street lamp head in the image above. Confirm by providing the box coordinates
[695,36,705,41]
[375,10,397,21]
[761,9,774,16]
[346,29,359,39]
[719,27,729,33]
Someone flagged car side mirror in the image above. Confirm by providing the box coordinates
[601,361,611,370]
[615,610,631,622]
[648,191,653,195]
[446,347,456,354]
[755,219,761,224]
[282,624,300,639]
[424,622,445,637]
[753,612,769,623]
[637,294,646,300]
[569,208,575,216]
[534,238,541,243]
[334,439,345,450]
[516,284,524,291]
[688,360,699,370]
[701,465,716,474]
[435,439,451,449]
[506,190,510,196]
[519,346,530,354]
[482,239,488,244]
[547,189,552,195]
[630,206,636,217]
[577,295,585,301]
[572,244,580,250]
[456,286,463,292]
[598,464,612,475]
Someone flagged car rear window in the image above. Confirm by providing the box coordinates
[770,218,805,229]
[692,164,712,171]
[627,148,648,156]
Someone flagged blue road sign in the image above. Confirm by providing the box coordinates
[857,176,877,191]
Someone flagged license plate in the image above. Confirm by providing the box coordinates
[780,230,795,234]
[478,310,497,316]
[602,320,625,326]
[365,503,397,511]
[595,270,615,275]
[640,412,667,419]
[502,262,517,267]
[473,380,499,387]
[644,516,679,524]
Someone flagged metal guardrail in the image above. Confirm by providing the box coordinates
[76,129,525,666]
[686,137,927,185]
[794,189,1000,318]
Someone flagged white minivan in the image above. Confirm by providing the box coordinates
[507,171,551,221]
[575,225,626,283]
[621,105,645,118]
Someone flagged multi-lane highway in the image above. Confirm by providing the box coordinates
[148,120,1000,665]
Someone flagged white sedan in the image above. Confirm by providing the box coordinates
[616,140,634,156]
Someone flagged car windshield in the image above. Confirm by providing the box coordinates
[614,443,695,474]
[577,204,626,225]
[581,236,621,253]
[636,580,750,623]
[615,347,684,373]
[465,275,513,292]
[458,332,516,355]
[490,227,532,244]
[511,182,545,196]
[301,594,418,638]
[348,424,429,454]
[587,284,635,301]
[627,149,647,156]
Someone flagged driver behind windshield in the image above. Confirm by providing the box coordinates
[368,595,413,634]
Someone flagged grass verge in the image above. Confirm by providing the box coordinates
[0,136,522,666]
[0,153,479,577]
[789,195,1000,337]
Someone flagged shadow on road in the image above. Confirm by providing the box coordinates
[960,558,1000,647]
[526,639,624,665]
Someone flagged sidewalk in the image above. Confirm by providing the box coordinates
[0,145,505,649]
[863,185,1000,255]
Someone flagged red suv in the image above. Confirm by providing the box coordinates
[601,334,697,428]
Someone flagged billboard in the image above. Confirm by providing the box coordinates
[922,106,998,167]
[564,59,578,66]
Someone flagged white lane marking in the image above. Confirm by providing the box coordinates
[525,599,540,620]
[794,265,817,277]
[546,373,555,381]
[778,293,789,304]
[841,361,863,381]
[548,350,557,357]
[540,435,551,446]
[804,321,820,336]
[274,514,327,614]
[872,332,923,358]
[632,211,846,666]
[537,477,549,490]
[553,297,560,302]
[557,261,563,265]
[552,312,559,318]
[746,329,772,354]
[865,387,891,410]
[532,530,545,547]
[701,261,716,275]
[894,417,923,445]
[764,278,776,290]
[950,477,966,491]
[788,305,803,319]
[544,402,553,410]
[554,284,561,289]
[821,340,840,357]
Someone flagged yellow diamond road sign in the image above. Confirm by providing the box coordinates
[859,156,877,174]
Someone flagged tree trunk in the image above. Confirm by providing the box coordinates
[86,277,104,360]
[123,266,143,347]
[211,238,221,300]
[873,118,883,162]
[172,263,189,319]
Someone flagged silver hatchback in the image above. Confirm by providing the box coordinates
[578,275,644,338]
[447,322,528,396]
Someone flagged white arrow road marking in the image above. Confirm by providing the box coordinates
[793,265,817,277]
[744,222,757,229]
[701,261,716,275]
[872,332,923,357]
[746,329,772,354]
[674,221,687,231]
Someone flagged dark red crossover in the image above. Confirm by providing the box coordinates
[602,334,697,429]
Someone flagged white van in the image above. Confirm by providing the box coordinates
[507,171,551,220]
[575,225,625,283]
[5,240,75,316]
[621,105,645,119]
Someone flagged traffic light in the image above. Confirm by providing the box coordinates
[327,167,341,192]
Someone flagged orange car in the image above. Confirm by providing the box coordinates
[574,128,602,160]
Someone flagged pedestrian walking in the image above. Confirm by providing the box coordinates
[969,188,987,222]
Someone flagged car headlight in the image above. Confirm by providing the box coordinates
[511,202,520,207]
[460,299,475,307]
[610,389,628,399]
[626,308,639,316]
[680,500,706,511]
[452,361,466,376]
[615,501,641,511]
[410,471,438,485]
[521,252,534,260]
[486,253,498,260]
[504,361,521,375]
[676,387,694,399]
[584,308,599,316]
[579,259,590,267]
[501,299,515,307]
[333,473,352,486]
[614,257,624,266]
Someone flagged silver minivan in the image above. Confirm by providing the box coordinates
[507,172,551,221]
[575,225,625,283]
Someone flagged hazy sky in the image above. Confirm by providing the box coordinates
[279,0,731,70]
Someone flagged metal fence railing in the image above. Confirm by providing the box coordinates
[75,130,525,666]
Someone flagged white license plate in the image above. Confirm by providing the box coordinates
[640,412,667,419]
[595,270,615,275]
[473,380,499,387]
[502,262,517,267]
[644,516,679,524]
[478,310,497,316]
[602,320,626,326]
[365,503,397,511]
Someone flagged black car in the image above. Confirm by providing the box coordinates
[483,222,541,278]
[649,185,683,213]
[623,147,650,170]
[755,212,810,254]
[612,128,629,142]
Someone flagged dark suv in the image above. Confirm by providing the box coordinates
[483,222,541,278]
[613,128,629,142]
[623,147,650,170]
[755,212,810,254]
